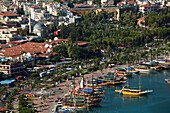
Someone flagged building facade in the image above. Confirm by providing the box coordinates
[139,4,158,14]
[0,62,25,75]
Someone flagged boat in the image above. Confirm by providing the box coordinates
[134,65,152,73]
[115,86,152,96]
[115,75,152,96]
[124,67,139,74]
[62,103,87,110]
[165,79,170,83]
[115,70,128,76]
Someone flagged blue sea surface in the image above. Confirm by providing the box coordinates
[91,70,170,113]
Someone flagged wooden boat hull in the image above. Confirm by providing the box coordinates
[126,70,139,74]
[134,69,151,73]
[115,89,148,96]
[62,106,86,110]
[165,79,170,83]
[109,81,126,85]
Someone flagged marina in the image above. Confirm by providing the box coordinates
[54,58,170,113]
[92,70,170,113]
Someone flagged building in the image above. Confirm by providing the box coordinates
[0,61,25,76]
[33,10,52,21]
[166,1,170,6]
[0,27,22,43]
[0,30,17,43]
[139,4,158,14]
[0,20,21,28]
[74,4,95,8]
[36,0,53,5]
[117,1,137,7]
[87,0,93,5]
[101,0,114,7]
[0,11,18,20]
[58,15,81,26]
[137,17,146,27]
[33,22,47,37]
[0,42,54,61]
[29,6,41,19]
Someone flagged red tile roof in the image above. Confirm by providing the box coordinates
[137,17,145,26]
[0,11,18,16]
[74,4,94,8]
[68,9,78,13]
[0,42,47,58]
[0,26,8,29]
[117,2,125,5]
[128,1,137,4]
[137,17,145,21]
[140,4,157,7]
[30,6,41,9]
[0,107,9,112]
[0,39,90,58]
[77,41,90,45]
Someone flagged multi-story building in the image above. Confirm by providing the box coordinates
[139,4,158,14]
[0,30,17,43]
[0,11,18,20]
[0,27,22,43]
[0,62,25,76]
[101,0,114,7]
[29,6,41,19]
[33,10,52,21]
[36,0,53,5]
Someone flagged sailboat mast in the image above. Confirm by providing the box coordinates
[83,72,84,88]
[127,78,129,88]
[92,73,94,100]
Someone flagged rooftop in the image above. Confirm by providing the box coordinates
[0,39,90,59]
[0,42,47,58]
[140,4,157,7]
[30,6,41,9]
[128,1,137,4]
[0,107,9,112]
[0,11,18,16]
[117,2,125,5]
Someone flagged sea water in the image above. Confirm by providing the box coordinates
[91,70,170,113]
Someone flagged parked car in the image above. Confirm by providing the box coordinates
[47,68,55,74]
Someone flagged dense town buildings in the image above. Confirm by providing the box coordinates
[0,0,168,66]
[0,0,169,112]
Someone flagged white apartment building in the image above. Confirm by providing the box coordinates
[29,6,41,19]
[0,28,18,42]
[139,4,158,14]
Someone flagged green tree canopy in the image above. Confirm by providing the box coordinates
[53,44,68,57]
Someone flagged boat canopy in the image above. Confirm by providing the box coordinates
[97,75,103,77]
[104,76,114,79]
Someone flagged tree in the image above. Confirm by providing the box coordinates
[31,73,38,79]
[53,44,68,57]
[71,47,88,60]
[37,60,41,65]
[7,103,13,109]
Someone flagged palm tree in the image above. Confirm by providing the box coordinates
[17,84,21,91]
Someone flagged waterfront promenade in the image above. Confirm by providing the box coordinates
[33,67,113,113]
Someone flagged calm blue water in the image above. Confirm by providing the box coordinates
[91,70,170,113]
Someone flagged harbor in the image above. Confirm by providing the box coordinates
[53,57,170,113]
[92,70,170,113]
